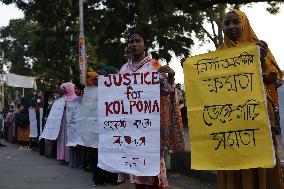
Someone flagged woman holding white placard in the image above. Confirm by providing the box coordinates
[118,30,185,189]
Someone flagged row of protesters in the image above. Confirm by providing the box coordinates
[42,69,119,186]
[0,90,60,157]
[2,98,32,150]
[3,9,282,189]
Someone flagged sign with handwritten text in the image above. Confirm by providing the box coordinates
[29,108,43,138]
[66,101,83,147]
[184,44,275,170]
[98,72,160,176]
[77,86,100,148]
[40,98,65,140]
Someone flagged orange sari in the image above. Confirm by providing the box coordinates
[17,124,30,142]
[217,9,283,189]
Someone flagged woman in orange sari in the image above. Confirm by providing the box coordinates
[217,9,283,189]
[16,98,31,150]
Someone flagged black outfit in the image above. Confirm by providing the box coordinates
[91,148,118,185]
[39,91,52,156]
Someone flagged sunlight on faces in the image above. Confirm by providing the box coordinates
[223,12,242,42]
[128,33,145,58]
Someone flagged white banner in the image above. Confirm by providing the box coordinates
[6,73,36,88]
[29,108,43,138]
[40,98,65,140]
[98,72,160,176]
[77,86,99,148]
[66,100,82,146]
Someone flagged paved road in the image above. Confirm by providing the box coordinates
[0,140,215,189]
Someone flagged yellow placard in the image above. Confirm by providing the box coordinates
[184,44,275,170]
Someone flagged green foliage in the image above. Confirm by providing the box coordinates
[266,2,283,14]
[0,0,283,91]
[84,0,204,64]
[0,19,37,75]
[1,1,80,90]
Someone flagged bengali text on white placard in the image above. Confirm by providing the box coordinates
[40,98,65,140]
[98,71,160,176]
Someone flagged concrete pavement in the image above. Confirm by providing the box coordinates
[0,139,216,189]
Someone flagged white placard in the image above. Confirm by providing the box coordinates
[98,72,160,176]
[40,108,43,133]
[66,100,82,146]
[29,108,37,138]
[29,108,44,138]
[40,98,65,140]
[77,86,99,148]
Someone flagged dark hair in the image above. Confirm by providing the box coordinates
[30,99,36,107]
[127,30,148,55]
[76,83,85,91]
[21,97,30,109]
[125,46,131,53]
[127,30,146,44]
[101,66,118,75]
[151,52,159,60]
[10,104,15,110]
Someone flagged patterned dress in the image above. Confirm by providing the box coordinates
[118,56,185,187]
[56,109,69,162]
[5,112,15,143]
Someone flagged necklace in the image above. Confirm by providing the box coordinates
[130,56,152,72]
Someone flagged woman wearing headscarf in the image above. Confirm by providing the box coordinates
[59,82,83,168]
[5,103,16,143]
[15,97,31,150]
[217,9,283,189]
[118,31,185,189]
[56,85,70,163]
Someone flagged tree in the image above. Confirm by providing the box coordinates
[2,0,284,11]
[0,0,282,88]
[84,0,206,65]
[28,0,81,89]
[0,19,38,75]
[195,4,227,48]
[81,0,284,65]
[194,1,284,48]
[1,1,81,90]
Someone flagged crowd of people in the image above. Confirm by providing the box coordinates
[0,73,121,186]
[0,9,284,189]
